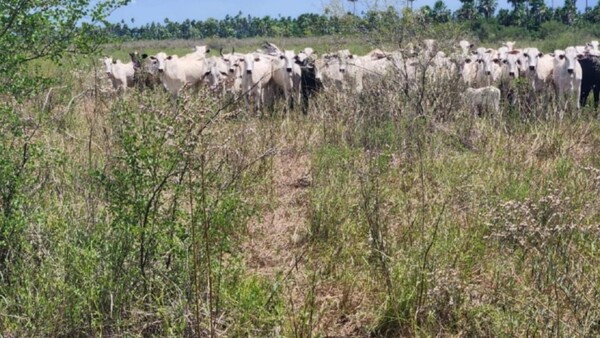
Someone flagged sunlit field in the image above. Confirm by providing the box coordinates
[2,31,600,337]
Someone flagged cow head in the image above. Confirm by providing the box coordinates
[481,51,498,76]
[102,57,113,74]
[563,47,580,75]
[148,52,168,74]
[193,45,211,56]
[281,50,296,73]
[422,39,437,56]
[335,49,355,73]
[502,41,516,51]
[458,40,474,56]
[242,53,260,74]
[522,48,543,71]
[502,50,522,78]
[220,47,242,74]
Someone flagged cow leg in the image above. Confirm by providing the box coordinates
[580,84,591,108]
[288,90,295,111]
[301,83,309,115]
[593,86,600,110]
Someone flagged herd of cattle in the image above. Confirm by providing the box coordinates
[102,39,600,117]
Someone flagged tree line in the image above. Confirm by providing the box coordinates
[103,1,600,42]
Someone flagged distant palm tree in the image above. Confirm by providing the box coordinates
[348,0,358,14]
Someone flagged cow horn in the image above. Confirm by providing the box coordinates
[219,48,224,57]
[232,47,235,54]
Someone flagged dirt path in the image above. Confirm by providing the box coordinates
[244,149,311,278]
[242,147,369,336]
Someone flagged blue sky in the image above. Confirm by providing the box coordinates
[107,0,589,26]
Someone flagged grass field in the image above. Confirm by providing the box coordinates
[2,35,600,337]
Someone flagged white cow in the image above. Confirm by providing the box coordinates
[502,41,516,51]
[320,50,363,92]
[181,45,211,61]
[149,47,211,96]
[356,49,397,83]
[314,54,345,91]
[203,56,229,93]
[462,86,501,117]
[458,54,479,85]
[497,46,510,62]
[521,47,554,91]
[102,57,134,92]
[552,47,582,117]
[575,45,588,55]
[344,49,400,91]
[295,47,316,65]
[218,48,246,95]
[422,39,437,58]
[388,52,418,87]
[474,47,489,62]
[458,40,475,56]
[266,47,302,109]
[429,51,457,80]
[240,53,275,111]
[586,40,599,53]
[475,49,502,87]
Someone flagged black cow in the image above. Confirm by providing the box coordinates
[295,56,323,115]
[578,54,600,109]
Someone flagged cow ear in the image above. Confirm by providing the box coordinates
[538,52,543,57]
[112,59,117,64]
[206,48,211,53]
[471,50,477,55]
[470,44,475,49]
[142,53,148,59]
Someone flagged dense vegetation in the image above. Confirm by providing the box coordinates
[2,1,600,337]
[103,1,600,43]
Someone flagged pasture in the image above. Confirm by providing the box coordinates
[2,34,600,337]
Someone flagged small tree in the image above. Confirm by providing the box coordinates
[432,1,453,23]
[478,0,498,18]
[456,0,479,20]
[0,0,130,94]
[0,0,130,284]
